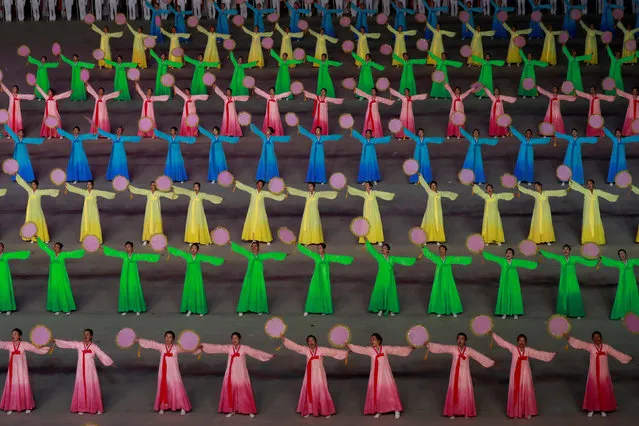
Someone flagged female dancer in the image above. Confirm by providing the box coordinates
[389,87,428,139]
[562,46,591,93]
[356,88,395,138]
[347,182,395,244]
[254,86,291,136]
[183,54,218,96]
[309,28,338,65]
[36,86,72,139]
[271,51,303,100]
[37,236,85,314]
[518,183,567,244]
[426,23,456,65]
[173,182,223,245]
[353,129,392,183]
[466,24,494,66]
[288,182,339,245]
[299,126,343,184]
[60,54,95,101]
[616,87,639,136]
[199,126,239,183]
[235,179,286,243]
[569,179,618,244]
[0,244,30,314]
[99,127,142,181]
[403,129,444,183]
[215,86,249,137]
[603,127,639,185]
[1,83,34,134]
[154,127,196,182]
[275,23,304,63]
[575,87,614,137]
[16,174,59,242]
[512,127,550,184]
[444,84,473,138]
[135,83,169,138]
[504,24,532,65]
[304,89,343,135]
[229,52,257,97]
[419,176,458,244]
[556,129,597,185]
[537,85,576,134]
[90,24,123,68]
[391,53,425,97]
[599,249,639,319]
[103,56,137,101]
[486,88,516,137]
[423,245,471,317]
[387,25,417,66]
[174,86,208,137]
[149,50,183,99]
[87,84,120,134]
[307,54,342,98]
[160,27,190,64]
[472,54,505,97]
[539,22,562,65]
[65,181,116,243]
[243,26,273,68]
[579,21,603,65]
[251,124,291,182]
[128,181,174,244]
[518,50,548,97]
[4,126,43,182]
[605,45,634,94]
[460,128,498,184]
[126,24,156,68]
[27,55,58,99]
[474,184,514,245]
[350,25,381,65]
[196,24,228,67]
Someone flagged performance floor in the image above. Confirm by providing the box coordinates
[0,13,638,426]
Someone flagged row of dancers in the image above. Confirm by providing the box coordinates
[0,327,633,419]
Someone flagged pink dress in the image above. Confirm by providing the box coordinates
[445,85,473,138]
[304,90,344,135]
[537,86,576,134]
[136,84,169,137]
[615,89,639,136]
[347,344,411,415]
[283,338,348,417]
[428,343,495,418]
[87,84,120,134]
[0,341,49,412]
[568,337,632,413]
[2,84,35,133]
[389,88,427,138]
[138,339,192,412]
[575,91,615,137]
[486,90,516,137]
[356,88,395,138]
[216,86,249,137]
[36,86,72,138]
[55,340,113,414]
[175,86,208,137]
[492,333,555,419]
[255,87,291,136]
[201,344,273,415]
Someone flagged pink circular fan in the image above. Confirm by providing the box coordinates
[339,113,354,129]
[156,175,172,191]
[178,330,200,351]
[388,119,402,133]
[379,44,393,56]
[171,47,184,58]
[556,164,572,181]
[92,49,105,61]
[558,32,569,44]
[202,72,216,86]
[341,40,355,53]
[264,317,287,338]
[50,168,66,186]
[328,325,351,347]
[297,19,309,30]
[112,175,130,192]
[518,239,538,256]
[116,328,136,348]
[51,42,61,56]
[561,81,574,94]
[211,226,231,245]
[408,227,427,246]
[466,233,485,253]
[339,16,351,28]
[20,222,37,239]
[83,235,100,252]
[513,36,526,48]
[187,16,199,28]
[432,70,445,83]
[268,177,286,194]
[588,114,604,129]
[471,81,484,92]
[601,31,613,44]
[115,13,127,25]
[522,77,535,90]
[538,121,555,136]
[17,45,31,57]
[290,81,304,95]
[266,13,278,23]
[531,11,542,22]
[570,9,582,21]
[614,170,632,188]
[242,76,255,89]
[497,10,508,22]
[0,109,8,124]
[500,173,517,189]
[376,77,390,91]
[402,158,419,176]
[612,9,623,20]
[144,37,156,48]
[30,325,51,346]
[470,315,493,335]
[415,13,426,23]
[127,68,140,81]
[350,216,370,237]
[238,112,251,126]
[186,113,199,128]
[44,115,60,128]
[160,73,174,87]
[623,313,639,334]
[150,234,168,252]
[602,77,615,91]
[547,314,571,338]
[460,45,472,58]
[277,227,297,244]
[375,14,388,25]
[497,114,512,127]
[138,117,154,132]
[406,325,429,347]
[450,111,466,126]
[284,112,299,127]
[458,168,475,185]
[341,78,356,91]
[84,13,96,24]
[80,69,90,83]
[293,48,305,61]
[580,242,599,259]
[459,11,470,23]
[329,172,347,190]
[2,158,19,175]
[416,38,429,52]
[26,73,36,86]
[232,15,245,26]
[625,39,637,52]
[223,39,236,51]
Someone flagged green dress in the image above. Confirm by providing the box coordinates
[232,242,286,314]
[471,55,505,97]
[183,55,219,95]
[0,250,30,312]
[599,256,639,320]
[149,49,183,99]
[37,237,85,313]
[352,53,384,95]
[27,56,59,100]
[306,56,342,98]
[605,46,634,94]
[102,246,160,313]
[104,59,137,101]
[422,248,472,315]
[271,49,303,99]
[428,51,462,99]
[392,54,426,95]
[483,252,538,316]
[366,240,415,315]
[540,250,597,318]
[60,54,96,101]
[168,246,224,315]
[298,243,353,315]
[518,49,548,97]
[229,51,257,97]
[562,46,591,93]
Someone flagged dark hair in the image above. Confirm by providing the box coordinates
[267,127,275,134]
[191,243,200,251]
[365,181,374,187]
[213,126,220,132]
[73,126,80,132]
[430,180,438,186]
[314,126,322,133]
[170,126,178,132]
[54,242,64,249]
[84,328,94,336]
[32,179,39,186]
[587,179,594,185]
[371,333,383,344]
[165,330,176,339]
[533,181,542,187]
[231,332,242,339]
[269,87,275,92]
[618,249,627,257]
[307,182,316,189]
[440,244,448,252]
[591,331,602,340]
[125,241,134,248]
[251,241,260,248]
[318,243,326,249]
[485,184,493,191]
[517,334,527,342]
[256,180,266,186]
[382,243,391,250]
[505,248,515,256]
[12,328,23,336]
[87,180,95,186]
[306,335,317,344]
[562,244,571,251]
[457,332,467,340]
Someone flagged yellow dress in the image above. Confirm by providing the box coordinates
[504,23,532,64]
[426,23,456,65]
[473,186,514,244]
[16,174,59,243]
[467,25,495,66]
[580,21,602,65]
[287,187,337,244]
[160,28,191,64]
[129,185,174,242]
[387,25,417,66]
[517,184,568,243]
[243,26,273,68]
[91,24,123,68]
[569,180,618,245]
[418,175,458,243]
[349,26,381,66]
[65,184,116,243]
[539,23,563,65]
[236,181,286,242]
[347,186,395,244]
[197,25,229,68]
[173,186,223,244]
[617,22,639,64]
[126,24,155,69]
[276,24,304,67]
[308,29,338,66]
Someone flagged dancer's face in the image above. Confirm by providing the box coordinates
[562,246,570,256]
[618,250,627,261]
[364,182,372,191]
[190,244,199,256]
[307,337,317,349]
[125,243,133,254]
[232,335,240,345]
[11,330,20,341]
[370,336,380,347]
[54,243,62,254]
[307,183,314,192]
[251,242,259,254]
[505,249,513,260]
[592,333,602,345]
[430,182,437,191]
[381,245,389,256]
[517,336,526,348]
[318,245,325,256]
[456,335,466,347]
[83,330,93,343]
[164,333,174,345]
[438,246,447,257]
[150,182,157,191]
[87,181,94,190]
[256,181,264,191]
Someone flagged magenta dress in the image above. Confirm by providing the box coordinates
[283,338,348,417]
[445,85,473,137]
[138,339,192,413]
[492,333,555,419]
[135,84,169,137]
[347,344,411,415]
[0,341,49,412]
[216,86,249,137]
[356,88,395,138]
[87,85,120,135]
[304,90,343,135]
[55,340,113,414]
[255,87,290,136]
[568,337,632,413]
[201,344,273,415]
[36,86,72,138]
[389,88,427,138]
[1,85,35,134]
[175,86,208,137]
[486,91,516,137]
[617,89,639,136]
[537,86,576,134]
[575,91,615,137]
[428,343,495,418]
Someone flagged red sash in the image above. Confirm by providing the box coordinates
[8,342,21,390]
[633,99,638,118]
[549,97,558,123]
[144,98,152,116]
[224,97,234,134]
[312,97,326,120]
[186,98,192,115]
[227,345,241,409]
[95,99,103,127]
[266,97,276,121]
[491,97,502,120]
[589,96,598,117]
[82,342,93,403]
[513,347,528,403]
[306,348,319,403]
[453,346,467,405]
[365,97,377,131]
[159,344,173,405]
[45,97,57,116]
[12,96,19,126]
[453,96,461,112]
[595,344,606,405]
[373,346,384,403]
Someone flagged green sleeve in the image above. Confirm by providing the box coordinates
[122,62,137,68]
[27,56,39,66]
[36,237,53,257]
[391,53,405,64]
[562,45,571,60]
[231,241,251,258]
[482,251,504,266]
[167,246,189,260]
[599,256,622,269]
[60,54,74,66]
[62,249,85,259]
[327,254,354,266]
[411,58,428,65]
[260,252,287,261]
[104,58,117,67]
[270,49,283,63]
[448,256,473,266]
[539,250,560,262]
[573,256,598,267]
[3,251,31,261]
[198,254,225,266]
[102,245,125,259]
[471,55,485,64]
[392,256,416,267]
[183,55,198,65]
[352,52,365,63]
[78,61,95,69]
[421,247,439,264]
[365,240,383,262]
[44,62,59,69]
[132,253,161,263]
[297,243,320,262]
[512,258,538,270]
[202,60,219,67]
[166,60,183,68]
[370,61,385,71]
[230,51,238,66]
[149,49,160,63]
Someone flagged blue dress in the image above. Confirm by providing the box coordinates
[354,130,391,183]
[154,129,195,182]
[169,6,192,42]
[459,2,482,40]
[215,4,237,36]
[460,128,498,184]
[299,126,343,183]
[315,5,342,37]
[512,127,550,183]
[556,132,598,184]
[99,129,141,181]
[600,1,622,34]
[562,2,585,38]
[528,1,551,39]
[392,3,414,31]
[603,127,639,183]
[145,1,169,43]
[199,126,240,182]
[5,126,43,182]
[424,4,447,40]
[490,1,514,39]
[285,2,311,33]
[404,129,444,183]
[247,3,275,33]
[251,124,290,182]
[58,128,93,182]
[351,2,374,32]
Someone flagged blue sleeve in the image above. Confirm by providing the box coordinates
[581,137,598,145]
[97,128,114,139]
[424,136,445,144]
[178,136,196,144]
[198,126,214,140]
[57,128,73,140]
[121,135,142,143]
[403,128,418,142]
[220,136,240,144]
[272,136,291,143]
[4,125,18,140]
[352,130,365,144]
[154,129,169,141]
[554,132,570,142]
[298,126,314,139]
[479,137,499,146]
[510,127,524,142]
[460,128,473,141]
[622,135,639,144]
[322,134,343,142]
[250,123,265,140]
[371,136,392,145]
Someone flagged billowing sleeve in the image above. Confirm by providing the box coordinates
[198,254,225,267]
[347,185,365,198]
[65,183,88,197]
[282,337,306,355]
[327,254,354,266]
[200,192,224,204]
[22,342,50,355]
[234,180,254,195]
[321,347,348,360]
[101,245,125,259]
[231,241,251,258]
[297,243,319,262]
[573,256,598,268]
[606,345,632,364]
[427,342,455,355]
[373,190,395,201]
[347,344,371,356]
[138,338,163,351]
[3,251,31,261]
[316,191,338,200]
[595,189,618,203]
[512,258,538,270]
[567,337,590,351]
[473,185,488,200]
[167,246,189,261]
[94,189,116,200]
[449,256,472,266]
[260,252,287,261]
[62,249,86,260]
[482,251,503,266]
[263,191,286,201]
[599,256,622,269]
[365,240,383,262]
[128,185,150,197]
[384,346,412,357]
[526,347,556,363]
[201,343,230,354]
[94,345,115,366]
[132,253,161,263]
[37,237,54,256]
[492,333,515,352]
[55,339,81,350]
[244,345,274,362]
[539,250,560,262]
[393,256,416,267]
[469,348,496,368]
[439,190,459,201]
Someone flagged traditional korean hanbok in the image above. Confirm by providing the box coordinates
[605,46,634,95]
[458,2,482,39]
[353,129,391,183]
[569,180,618,244]
[91,24,123,68]
[486,89,516,137]
[135,83,169,137]
[575,90,615,137]
[38,237,84,313]
[518,185,567,243]
[538,23,562,65]
[563,2,585,37]
[214,3,237,37]
[466,25,495,66]
[504,24,532,64]
[174,86,207,137]
[250,124,290,182]
[27,56,58,99]
[173,186,223,245]
[0,250,30,313]
[616,89,639,136]
[350,2,375,32]
[603,127,639,184]
[65,183,116,243]
[579,22,602,65]
[537,86,576,134]
[483,252,537,315]
[287,187,337,245]
[315,4,341,37]
[36,86,72,139]
[304,91,343,135]
[474,186,514,244]
[419,175,458,243]
[518,50,548,97]
[271,50,303,99]
[243,26,273,68]
[445,85,473,137]
[197,25,229,66]
[599,256,639,319]
[247,3,275,33]
[389,88,427,138]
[617,22,639,63]
[422,248,471,315]
[404,130,444,183]
[5,126,43,183]
[87,84,120,134]
[60,54,95,101]
[391,56,425,97]
[460,128,498,183]
[160,28,190,64]
[556,132,597,184]
[150,49,183,99]
[99,129,142,181]
[17,175,59,242]
[347,185,394,244]
[276,23,303,64]
[103,59,136,101]
[350,26,381,65]
[512,127,550,183]
[0,340,49,412]
[198,127,239,182]
[129,185,173,242]
[236,181,286,242]
[562,46,590,94]
[387,26,416,66]
[154,129,195,182]
[229,52,257,97]
[490,1,513,38]
[1,84,34,133]
[426,23,456,65]
[352,54,384,93]
[309,29,338,64]
[299,126,342,184]
[254,87,290,136]
[356,88,394,138]
[126,23,155,69]
[216,86,249,137]
[145,1,170,42]
[307,56,342,98]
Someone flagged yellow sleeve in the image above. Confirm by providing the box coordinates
[439,190,459,201]
[316,191,338,200]
[286,187,308,198]
[16,174,31,192]
[200,192,223,204]
[596,189,619,203]
[65,183,88,197]
[496,192,515,201]
[346,185,365,198]
[172,186,194,198]
[473,185,488,200]
[93,190,117,200]
[263,191,286,201]
[373,190,395,201]
[128,185,150,197]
